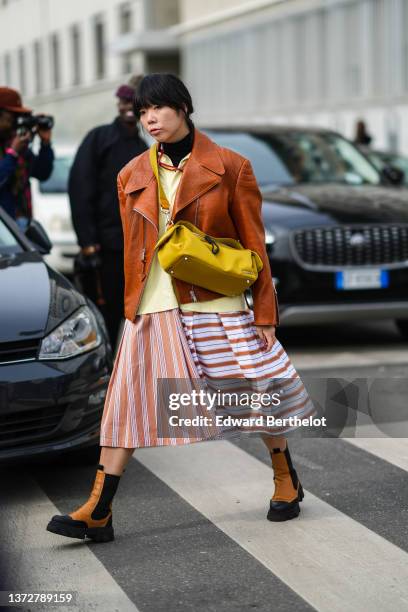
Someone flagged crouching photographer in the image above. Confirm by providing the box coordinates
[0,86,54,229]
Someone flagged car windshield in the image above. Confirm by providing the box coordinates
[0,218,23,254]
[39,155,73,193]
[258,132,381,186]
[204,131,294,187]
[369,151,408,185]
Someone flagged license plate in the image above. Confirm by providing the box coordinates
[335,269,389,290]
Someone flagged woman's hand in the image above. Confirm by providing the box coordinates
[254,325,276,352]
[37,127,53,145]
[10,131,31,154]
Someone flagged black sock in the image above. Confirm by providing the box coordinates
[91,472,121,519]
[98,463,126,473]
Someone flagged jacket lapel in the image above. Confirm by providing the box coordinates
[131,178,159,230]
[122,130,225,229]
[124,152,158,230]
[172,130,225,220]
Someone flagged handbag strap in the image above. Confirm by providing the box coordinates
[244,292,252,311]
[149,144,170,211]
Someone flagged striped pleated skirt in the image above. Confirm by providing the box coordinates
[100,308,316,448]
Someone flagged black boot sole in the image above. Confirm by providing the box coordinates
[46,518,114,543]
[267,483,304,522]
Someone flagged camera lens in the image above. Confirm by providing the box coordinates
[37,115,54,130]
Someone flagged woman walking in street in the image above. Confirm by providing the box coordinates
[47,74,316,543]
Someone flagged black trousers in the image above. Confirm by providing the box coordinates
[75,250,124,349]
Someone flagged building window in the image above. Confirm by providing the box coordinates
[119,2,132,73]
[33,40,43,94]
[403,0,408,91]
[94,15,106,79]
[4,52,11,84]
[18,47,26,94]
[50,33,61,89]
[71,24,81,85]
[119,2,132,33]
[372,0,387,96]
[345,2,361,97]
[294,16,306,104]
[317,10,327,100]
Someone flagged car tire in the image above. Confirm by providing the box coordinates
[396,319,408,339]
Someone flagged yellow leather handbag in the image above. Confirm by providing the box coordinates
[155,220,263,296]
[150,142,263,296]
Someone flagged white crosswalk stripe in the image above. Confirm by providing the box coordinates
[2,435,408,612]
[135,440,408,612]
[345,437,408,472]
[0,473,139,612]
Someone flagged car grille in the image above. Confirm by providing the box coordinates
[0,339,40,364]
[0,402,104,449]
[0,405,66,447]
[292,225,408,268]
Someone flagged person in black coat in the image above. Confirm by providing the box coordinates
[69,80,148,348]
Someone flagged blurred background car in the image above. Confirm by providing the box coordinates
[0,208,112,464]
[366,150,408,187]
[30,144,79,276]
[204,127,408,339]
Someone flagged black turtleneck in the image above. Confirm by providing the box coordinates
[162,128,194,167]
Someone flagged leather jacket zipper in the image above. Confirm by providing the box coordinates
[132,209,158,319]
[140,217,147,274]
[273,284,280,326]
[189,198,200,303]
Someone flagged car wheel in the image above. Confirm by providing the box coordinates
[396,319,408,339]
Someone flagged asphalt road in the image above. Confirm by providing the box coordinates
[0,320,407,612]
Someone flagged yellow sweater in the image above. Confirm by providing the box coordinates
[137,152,248,315]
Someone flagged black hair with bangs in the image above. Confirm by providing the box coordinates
[133,73,194,128]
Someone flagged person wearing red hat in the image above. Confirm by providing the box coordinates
[68,77,147,348]
[0,87,54,226]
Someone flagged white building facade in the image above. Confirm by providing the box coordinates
[2,0,408,153]
[178,0,408,154]
[0,0,179,142]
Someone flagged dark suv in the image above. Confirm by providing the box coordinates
[204,127,408,337]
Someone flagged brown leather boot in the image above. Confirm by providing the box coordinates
[46,465,120,542]
[267,444,304,522]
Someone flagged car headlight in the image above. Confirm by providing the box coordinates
[265,228,276,245]
[265,226,288,245]
[39,306,102,360]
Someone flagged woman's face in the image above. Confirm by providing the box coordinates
[139,104,189,143]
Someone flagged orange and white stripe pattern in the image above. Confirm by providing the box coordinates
[100,309,316,448]
[100,310,216,448]
[180,310,316,435]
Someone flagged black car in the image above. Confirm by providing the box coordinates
[204,127,408,337]
[0,210,113,463]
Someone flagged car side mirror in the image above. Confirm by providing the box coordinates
[380,165,405,186]
[25,219,53,254]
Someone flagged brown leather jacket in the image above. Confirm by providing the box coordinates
[117,129,280,326]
